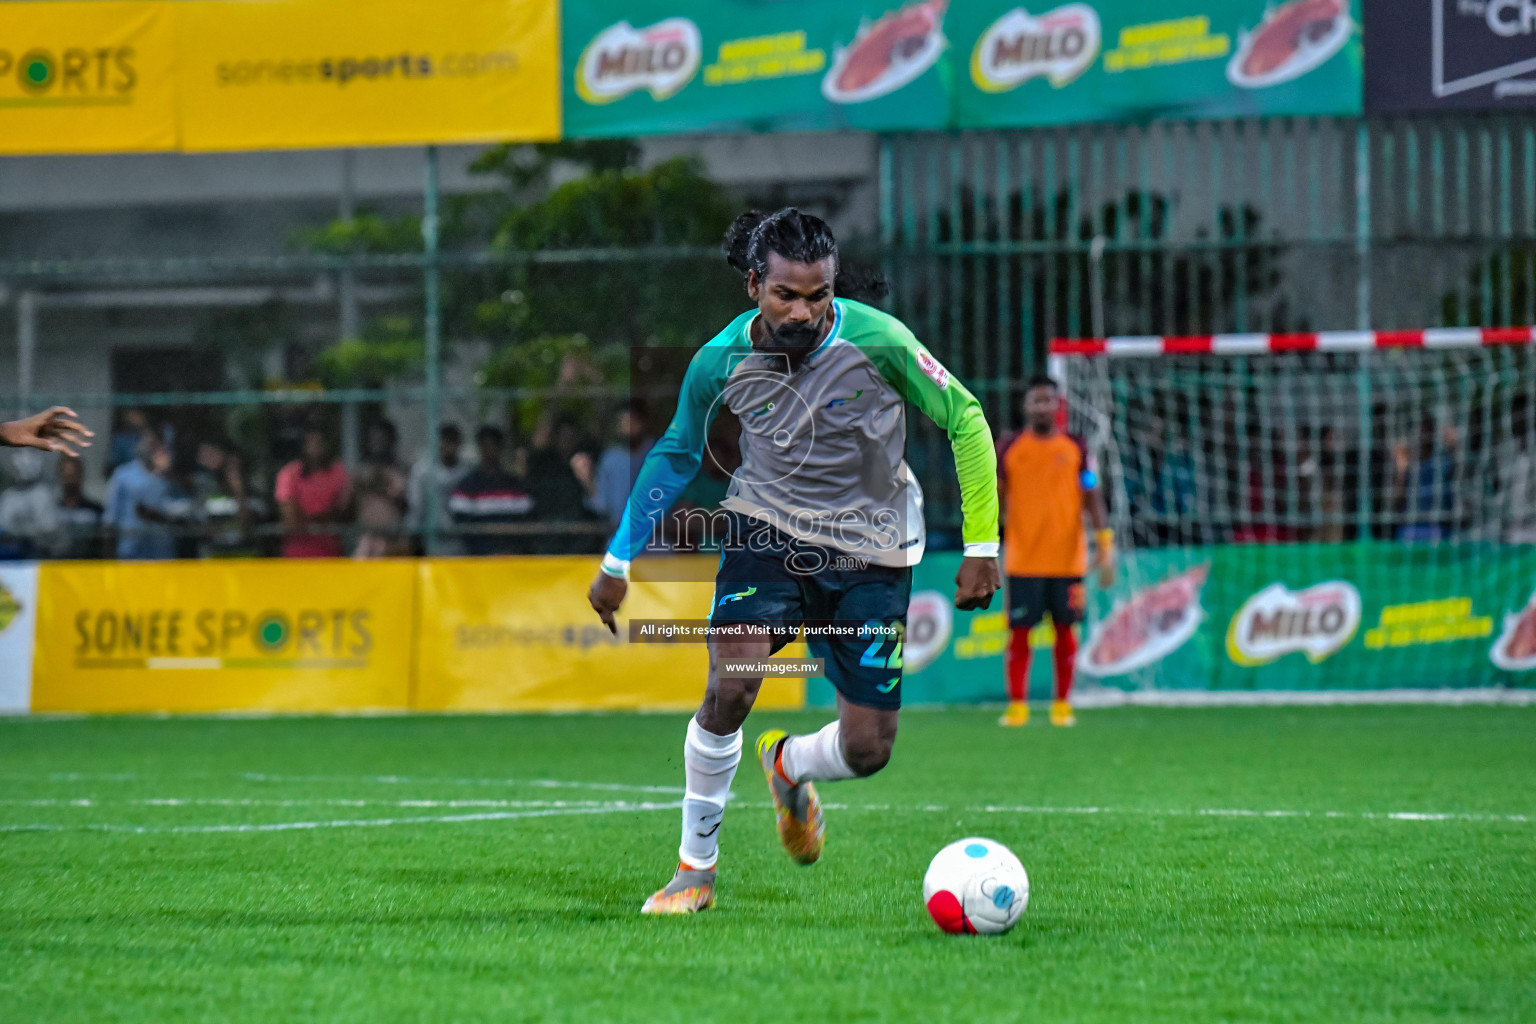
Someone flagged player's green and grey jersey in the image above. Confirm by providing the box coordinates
[603,299,999,572]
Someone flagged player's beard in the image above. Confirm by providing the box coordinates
[756,315,826,366]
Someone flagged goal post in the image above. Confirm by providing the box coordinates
[1050,328,1536,697]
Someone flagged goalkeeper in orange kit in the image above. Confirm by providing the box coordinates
[995,376,1112,727]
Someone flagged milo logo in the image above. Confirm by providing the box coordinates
[971,4,1100,93]
[1226,580,1361,667]
[576,18,702,104]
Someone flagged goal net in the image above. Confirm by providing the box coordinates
[1052,329,1536,697]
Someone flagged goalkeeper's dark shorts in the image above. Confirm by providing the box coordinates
[709,511,911,710]
[1007,575,1085,631]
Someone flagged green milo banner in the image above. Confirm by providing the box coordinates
[563,0,1362,138]
[808,545,1536,707]
[562,0,953,137]
[954,0,1362,127]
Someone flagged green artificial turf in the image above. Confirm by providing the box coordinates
[0,706,1532,1023]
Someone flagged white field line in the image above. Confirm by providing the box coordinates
[962,804,1532,824]
[1,797,1529,834]
[0,801,683,835]
[1072,687,1536,707]
[0,798,646,809]
[0,772,140,782]
[240,772,682,794]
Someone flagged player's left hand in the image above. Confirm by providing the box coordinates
[0,406,93,457]
[954,556,1000,611]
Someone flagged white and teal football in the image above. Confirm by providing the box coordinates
[922,837,1028,935]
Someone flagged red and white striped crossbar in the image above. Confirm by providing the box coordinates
[1050,327,1536,357]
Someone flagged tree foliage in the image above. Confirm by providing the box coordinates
[296,145,746,406]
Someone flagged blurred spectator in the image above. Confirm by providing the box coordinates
[407,423,469,555]
[164,448,203,560]
[1308,425,1347,543]
[528,417,600,554]
[191,438,258,558]
[450,426,535,556]
[0,449,59,558]
[1392,419,1460,542]
[1496,396,1536,544]
[107,408,151,472]
[1231,421,1295,544]
[51,455,103,559]
[49,451,102,555]
[275,427,351,558]
[104,433,176,560]
[575,401,656,529]
[352,419,408,558]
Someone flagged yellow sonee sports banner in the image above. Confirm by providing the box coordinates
[176,0,560,151]
[33,560,415,713]
[416,556,806,712]
[0,2,177,155]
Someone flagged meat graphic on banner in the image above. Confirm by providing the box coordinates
[821,0,949,103]
[1077,564,1208,677]
[1490,588,1536,672]
[1364,0,1536,110]
[1226,0,1353,89]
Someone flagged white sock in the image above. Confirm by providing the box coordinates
[677,717,742,871]
[780,720,857,784]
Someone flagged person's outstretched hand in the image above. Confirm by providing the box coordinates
[0,407,93,457]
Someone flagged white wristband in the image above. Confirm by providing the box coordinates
[962,541,1000,558]
[600,552,631,580]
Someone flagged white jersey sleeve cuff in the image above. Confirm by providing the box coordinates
[600,553,631,579]
[962,541,1000,558]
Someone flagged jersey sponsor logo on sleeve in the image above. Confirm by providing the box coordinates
[916,349,949,390]
[749,401,777,417]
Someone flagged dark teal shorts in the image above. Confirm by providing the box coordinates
[710,512,911,710]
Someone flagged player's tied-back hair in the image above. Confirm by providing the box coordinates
[724,207,889,303]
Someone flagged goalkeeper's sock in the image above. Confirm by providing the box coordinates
[1007,627,1032,703]
[678,717,742,871]
[1053,626,1078,702]
[780,721,856,784]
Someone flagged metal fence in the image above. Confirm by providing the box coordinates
[1,115,1533,554]
[883,115,1536,528]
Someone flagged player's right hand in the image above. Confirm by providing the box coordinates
[588,571,628,635]
[953,556,1001,611]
